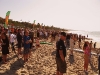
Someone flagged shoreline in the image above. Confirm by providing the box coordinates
[67,30,100,49]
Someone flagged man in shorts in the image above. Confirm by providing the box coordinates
[56,32,67,75]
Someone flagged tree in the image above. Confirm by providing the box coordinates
[0,17,66,31]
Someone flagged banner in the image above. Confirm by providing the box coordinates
[4,11,11,28]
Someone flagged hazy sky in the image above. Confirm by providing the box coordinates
[0,0,100,31]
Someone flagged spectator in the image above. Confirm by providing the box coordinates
[17,29,22,54]
[23,31,32,62]
[1,33,9,64]
[56,32,67,75]
[70,35,74,55]
[66,33,70,49]
[10,32,16,51]
[83,41,90,73]
[94,42,96,49]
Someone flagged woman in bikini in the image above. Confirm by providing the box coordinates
[83,41,90,72]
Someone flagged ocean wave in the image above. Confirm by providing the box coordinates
[68,30,100,42]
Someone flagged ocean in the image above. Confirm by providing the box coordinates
[68,30,100,42]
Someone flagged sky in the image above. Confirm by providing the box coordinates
[0,0,100,31]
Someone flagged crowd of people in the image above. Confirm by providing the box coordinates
[55,32,99,75]
[0,25,99,75]
[0,25,61,64]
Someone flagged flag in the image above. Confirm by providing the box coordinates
[4,11,11,28]
[33,20,36,24]
[33,20,36,30]
[44,25,45,29]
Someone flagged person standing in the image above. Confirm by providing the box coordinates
[79,35,81,48]
[17,29,22,54]
[94,42,96,49]
[83,41,90,73]
[10,32,16,51]
[23,31,32,62]
[29,30,34,57]
[66,33,70,49]
[56,32,67,75]
[70,35,74,55]
[1,33,9,64]
[89,41,92,60]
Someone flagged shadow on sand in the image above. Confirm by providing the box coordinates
[68,55,75,65]
[51,51,56,56]
[0,58,24,75]
[89,61,98,73]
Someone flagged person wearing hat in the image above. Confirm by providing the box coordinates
[56,32,67,75]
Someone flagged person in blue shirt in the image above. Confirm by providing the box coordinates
[23,30,32,62]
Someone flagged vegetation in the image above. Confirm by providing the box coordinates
[0,17,67,31]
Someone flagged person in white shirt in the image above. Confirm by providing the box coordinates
[21,29,24,37]
[10,32,16,51]
[70,35,74,55]
[39,31,43,39]
[45,31,48,40]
